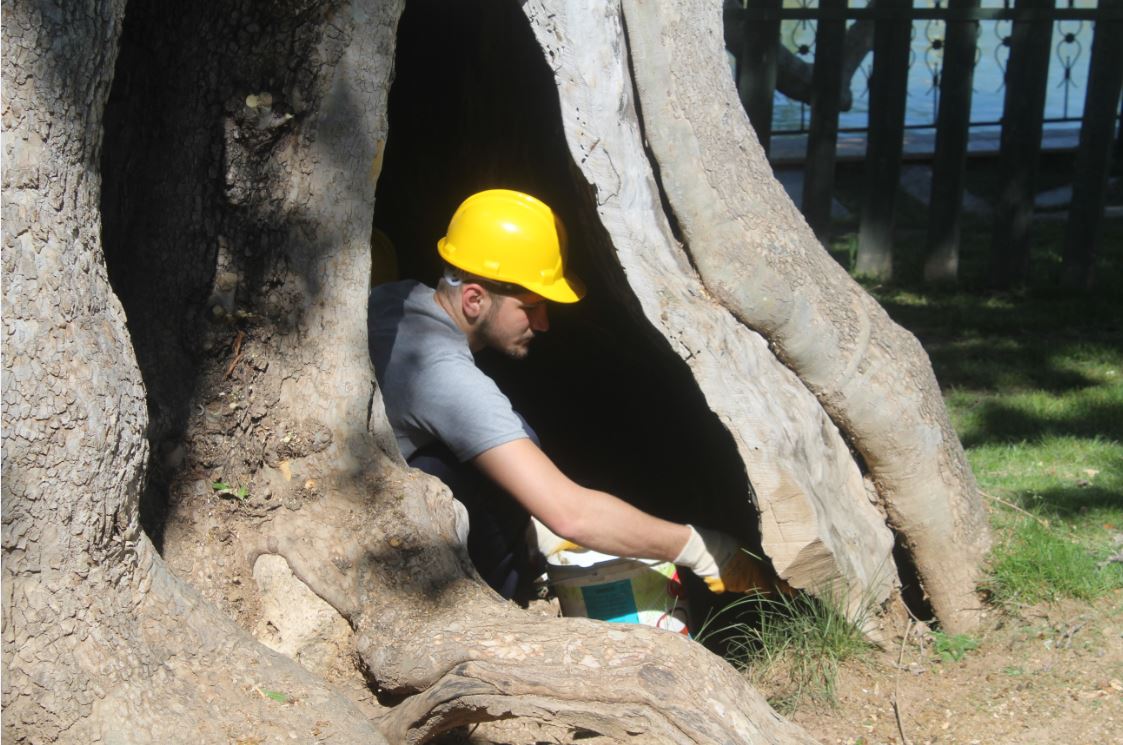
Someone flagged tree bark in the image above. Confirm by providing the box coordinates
[1,0,388,742]
[616,0,989,633]
[524,0,897,622]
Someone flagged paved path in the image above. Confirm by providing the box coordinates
[769,125,1082,165]
[772,160,1120,223]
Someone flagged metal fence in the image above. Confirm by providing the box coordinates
[723,0,1123,288]
[726,1,1117,138]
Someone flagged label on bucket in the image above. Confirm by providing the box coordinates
[579,579,640,624]
[547,551,689,634]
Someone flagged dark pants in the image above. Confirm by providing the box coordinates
[409,441,537,599]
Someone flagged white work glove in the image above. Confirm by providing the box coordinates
[674,525,778,594]
[529,517,584,557]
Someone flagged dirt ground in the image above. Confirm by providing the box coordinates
[438,592,1122,745]
[789,593,1123,745]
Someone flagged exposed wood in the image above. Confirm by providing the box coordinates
[855,7,912,279]
[618,0,989,634]
[802,0,848,237]
[990,0,1054,288]
[925,0,981,284]
[1061,1,1123,289]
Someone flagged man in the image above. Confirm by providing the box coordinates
[369,189,773,600]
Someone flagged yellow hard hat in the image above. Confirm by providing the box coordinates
[437,189,585,303]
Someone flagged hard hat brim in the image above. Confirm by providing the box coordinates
[526,273,585,304]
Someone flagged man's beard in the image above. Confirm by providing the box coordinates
[479,308,533,360]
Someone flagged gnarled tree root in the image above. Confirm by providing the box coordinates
[250,472,818,744]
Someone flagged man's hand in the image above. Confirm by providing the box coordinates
[674,525,787,594]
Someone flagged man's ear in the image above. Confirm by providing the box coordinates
[461,283,488,321]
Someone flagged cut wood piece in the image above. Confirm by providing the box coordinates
[524,0,897,619]
[618,0,989,632]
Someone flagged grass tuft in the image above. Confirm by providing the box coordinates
[697,592,873,712]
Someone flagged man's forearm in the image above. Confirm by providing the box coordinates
[473,438,776,594]
[472,438,690,562]
[558,484,691,562]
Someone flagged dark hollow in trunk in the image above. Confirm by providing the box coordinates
[373,0,765,568]
[100,0,229,551]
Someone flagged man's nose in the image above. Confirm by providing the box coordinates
[530,304,549,332]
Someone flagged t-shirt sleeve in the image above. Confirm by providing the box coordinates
[411,359,530,462]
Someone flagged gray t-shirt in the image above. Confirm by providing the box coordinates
[368,280,529,461]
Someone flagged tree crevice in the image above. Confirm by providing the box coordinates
[373,0,766,580]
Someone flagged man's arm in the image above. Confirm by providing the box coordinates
[472,438,690,561]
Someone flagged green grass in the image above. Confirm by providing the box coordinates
[920,293,1123,607]
[986,519,1123,605]
[853,206,1123,611]
[829,156,1123,607]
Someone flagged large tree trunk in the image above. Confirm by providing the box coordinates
[3,0,987,742]
[1,0,389,742]
[615,0,989,633]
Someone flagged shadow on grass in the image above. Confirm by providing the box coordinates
[874,292,1123,342]
[1018,482,1123,521]
[924,338,1111,394]
[958,398,1123,448]
[863,285,1123,396]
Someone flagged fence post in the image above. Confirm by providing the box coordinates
[1061,1,1123,290]
[989,0,1053,288]
[735,0,782,157]
[855,2,912,279]
[924,0,981,283]
[802,0,847,238]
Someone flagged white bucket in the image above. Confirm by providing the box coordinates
[546,550,690,635]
